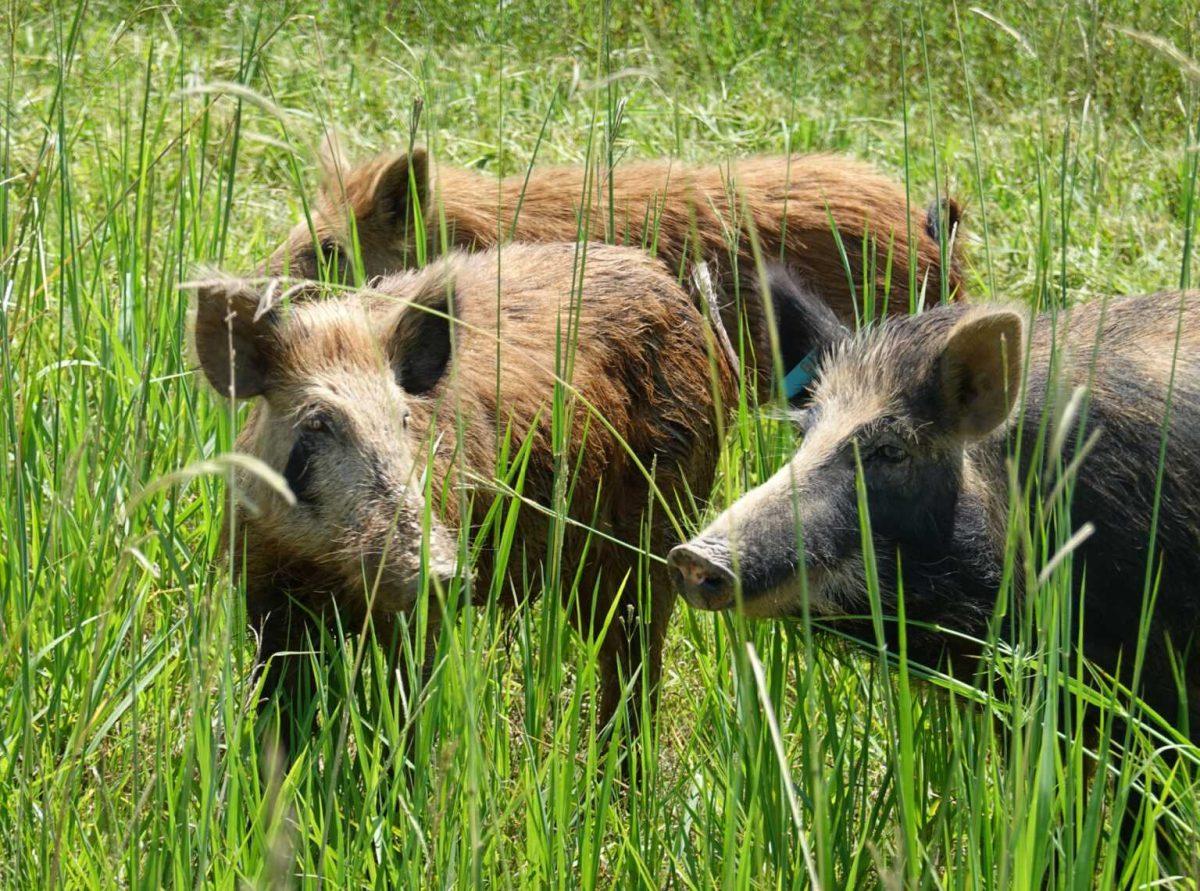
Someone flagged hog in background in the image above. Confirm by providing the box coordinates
[269,146,964,402]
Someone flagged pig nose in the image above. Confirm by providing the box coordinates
[667,544,735,610]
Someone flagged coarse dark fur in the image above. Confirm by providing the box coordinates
[671,285,1200,736]
[193,243,736,754]
[268,147,965,401]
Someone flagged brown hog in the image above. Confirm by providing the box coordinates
[669,274,1200,739]
[193,242,735,749]
[268,148,964,401]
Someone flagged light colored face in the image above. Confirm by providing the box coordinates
[194,280,458,612]
[669,305,1024,619]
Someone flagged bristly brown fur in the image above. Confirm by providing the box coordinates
[270,149,966,398]
[217,242,736,745]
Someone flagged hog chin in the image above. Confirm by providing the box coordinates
[375,564,455,612]
[337,543,459,614]
[734,564,856,619]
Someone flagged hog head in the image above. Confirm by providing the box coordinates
[191,272,457,614]
[670,285,1022,635]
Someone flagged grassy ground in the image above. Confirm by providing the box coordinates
[6,1,1200,887]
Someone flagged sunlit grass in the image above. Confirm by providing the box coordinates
[4,1,1200,887]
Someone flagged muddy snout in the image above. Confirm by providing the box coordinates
[361,505,465,612]
[667,539,736,610]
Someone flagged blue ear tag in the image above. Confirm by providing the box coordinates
[783,350,820,400]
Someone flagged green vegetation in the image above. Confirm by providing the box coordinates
[4,1,1200,886]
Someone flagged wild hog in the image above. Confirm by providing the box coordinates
[267,147,964,402]
[669,275,1200,734]
[192,242,735,747]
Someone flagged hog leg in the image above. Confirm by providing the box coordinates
[249,596,324,759]
[595,562,677,780]
[375,608,445,779]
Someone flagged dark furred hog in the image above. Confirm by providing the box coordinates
[193,243,734,748]
[669,279,1200,735]
[268,148,964,401]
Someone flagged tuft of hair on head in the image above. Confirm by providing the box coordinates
[937,308,1023,440]
[366,148,429,226]
[186,269,281,400]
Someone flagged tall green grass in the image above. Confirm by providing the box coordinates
[4,1,1200,886]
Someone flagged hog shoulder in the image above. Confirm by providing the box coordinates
[371,243,734,593]
[1015,294,1200,672]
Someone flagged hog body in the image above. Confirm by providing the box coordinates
[671,283,1200,733]
[270,149,964,401]
[194,243,734,743]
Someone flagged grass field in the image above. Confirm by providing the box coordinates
[6,1,1200,887]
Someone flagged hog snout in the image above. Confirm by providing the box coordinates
[668,540,736,610]
[347,496,463,612]
[363,538,459,612]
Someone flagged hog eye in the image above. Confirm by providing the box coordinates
[401,409,411,430]
[319,239,348,273]
[871,441,909,465]
[300,413,333,436]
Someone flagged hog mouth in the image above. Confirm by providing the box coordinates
[733,565,834,618]
[319,518,462,614]
[739,553,871,620]
[344,542,462,613]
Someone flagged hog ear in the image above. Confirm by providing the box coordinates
[763,264,849,404]
[369,148,429,228]
[192,276,281,399]
[385,287,452,395]
[938,309,1023,440]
